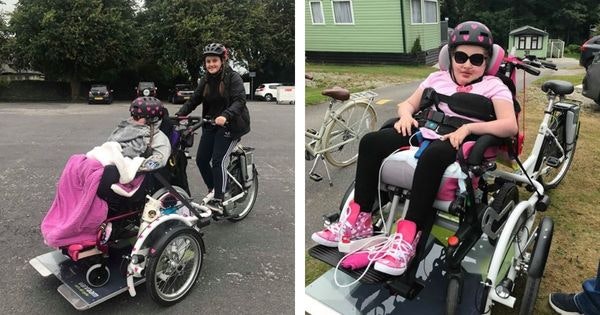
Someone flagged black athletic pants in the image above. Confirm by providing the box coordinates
[196,126,239,200]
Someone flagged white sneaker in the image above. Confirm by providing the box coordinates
[202,190,215,204]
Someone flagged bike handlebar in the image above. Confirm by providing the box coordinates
[305,74,314,80]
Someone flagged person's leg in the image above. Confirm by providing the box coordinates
[196,127,216,194]
[209,128,238,200]
[374,140,456,275]
[97,165,127,213]
[354,128,412,212]
[312,128,411,247]
[404,139,457,230]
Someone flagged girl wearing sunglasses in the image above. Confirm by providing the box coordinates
[312,21,518,277]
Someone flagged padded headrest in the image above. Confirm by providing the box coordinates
[439,44,505,76]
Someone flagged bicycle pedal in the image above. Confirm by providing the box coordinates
[306,128,317,135]
[546,157,560,168]
[309,172,323,182]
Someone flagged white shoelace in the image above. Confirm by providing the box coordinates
[333,234,395,288]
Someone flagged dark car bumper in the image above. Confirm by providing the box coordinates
[88,96,112,104]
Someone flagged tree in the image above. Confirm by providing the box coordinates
[0,1,9,64]
[141,0,294,85]
[9,0,138,99]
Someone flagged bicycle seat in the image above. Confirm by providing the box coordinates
[322,86,350,101]
[541,80,574,96]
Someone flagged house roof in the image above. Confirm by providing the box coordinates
[509,25,548,36]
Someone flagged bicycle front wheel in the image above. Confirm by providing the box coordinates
[536,112,579,190]
[323,100,377,167]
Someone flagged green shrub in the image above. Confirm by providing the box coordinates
[411,37,422,54]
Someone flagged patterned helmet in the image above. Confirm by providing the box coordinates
[449,21,493,54]
[203,43,228,60]
[130,97,165,123]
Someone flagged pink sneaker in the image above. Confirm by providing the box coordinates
[374,220,420,276]
[311,200,373,247]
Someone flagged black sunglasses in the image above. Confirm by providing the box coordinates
[453,51,487,66]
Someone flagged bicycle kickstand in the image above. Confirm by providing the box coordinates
[308,154,333,186]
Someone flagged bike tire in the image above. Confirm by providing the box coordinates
[323,100,377,167]
[146,226,203,306]
[227,166,258,222]
[445,277,461,315]
[536,112,579,190]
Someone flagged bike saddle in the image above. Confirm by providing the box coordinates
[322,86,350,101]
[541,80,574,96]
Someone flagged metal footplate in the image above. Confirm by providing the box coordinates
[306,242,492,314]
[30,249,145,310]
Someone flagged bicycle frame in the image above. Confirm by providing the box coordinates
[305,95,376,157]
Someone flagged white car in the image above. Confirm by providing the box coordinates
[255,83,282,101]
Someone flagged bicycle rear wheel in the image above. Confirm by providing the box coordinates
[536,111,578,190]
[323,100,376,167]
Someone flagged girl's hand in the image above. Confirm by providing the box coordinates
[440,125,470,149]
[215,116,227,126]
[394,116,418,136]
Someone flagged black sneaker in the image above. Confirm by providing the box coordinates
[206,198,224,215]
[549,293,583,315]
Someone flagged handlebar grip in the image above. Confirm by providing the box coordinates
[516,63,541,76]
[466,134,505,166]
[540,60,557,70]
[305,74,314,80]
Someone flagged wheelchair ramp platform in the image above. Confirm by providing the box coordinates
[30,249,145,310]
[306,241,495,314]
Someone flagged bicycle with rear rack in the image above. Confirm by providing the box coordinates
[305,74,378,186]
[308,47,581,315]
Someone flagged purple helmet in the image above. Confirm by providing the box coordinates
[449,21,493,54]
[130,97,165,123]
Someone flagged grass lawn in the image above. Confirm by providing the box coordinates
[305,71,600,314]
[305,63,436,105]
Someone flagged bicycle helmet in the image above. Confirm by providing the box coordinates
[449,21,493,55]
[130,97,165,123]
[203,43,228,60]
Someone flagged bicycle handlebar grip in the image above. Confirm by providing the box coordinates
[540,60,557,70]
[305,74,314,80]
[517,63,541,76]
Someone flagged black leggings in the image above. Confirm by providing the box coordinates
[354,128,460,231]
[196,126,239,200]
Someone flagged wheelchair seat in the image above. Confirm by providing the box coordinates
[380,139,500,212]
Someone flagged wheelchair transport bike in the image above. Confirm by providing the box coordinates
[308,46,580,314]
[305,74,378,186]
[30,116,257,310]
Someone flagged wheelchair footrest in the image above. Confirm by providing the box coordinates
[308,245,396,284]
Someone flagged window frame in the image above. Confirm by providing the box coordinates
[309,1,325,25]
[331,0,355,25]
[410,0,438,25]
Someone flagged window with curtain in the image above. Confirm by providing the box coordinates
[310,1,324,24]
[332,0,353,24]
[518,36,527,49]
[411,0,422,23]
[424,0,437,23]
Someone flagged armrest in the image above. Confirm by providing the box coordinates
[466,134,506,166]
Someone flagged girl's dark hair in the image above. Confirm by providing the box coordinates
[203,66,226,97]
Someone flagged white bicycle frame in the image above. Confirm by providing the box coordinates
[305,91,378,158]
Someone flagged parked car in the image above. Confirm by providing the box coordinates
[170,84,194,104]
[582,52,600,105]
[136,81,157,97]
[580,35,600,69]
[88,84,113,104]
[255,83,281,101]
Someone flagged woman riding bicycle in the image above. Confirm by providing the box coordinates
[312,21,519,276]
[175,42,250,213]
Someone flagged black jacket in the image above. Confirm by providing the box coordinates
[176,65,250,138]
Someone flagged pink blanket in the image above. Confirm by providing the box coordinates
[41,154,108,247]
